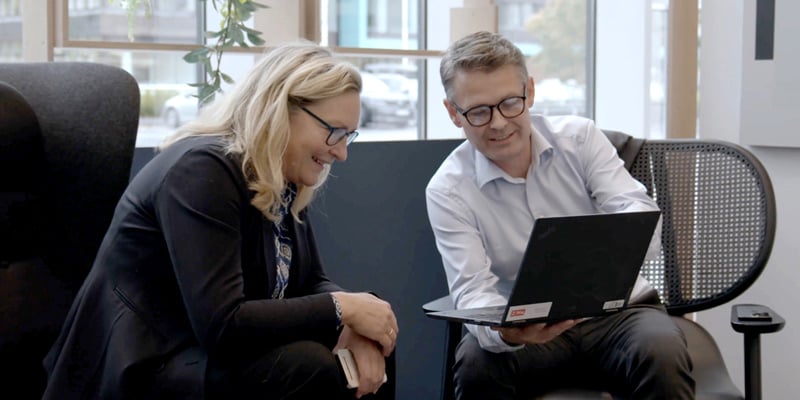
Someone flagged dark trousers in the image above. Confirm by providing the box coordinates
[453,305,695,400]
[208,340,395,400]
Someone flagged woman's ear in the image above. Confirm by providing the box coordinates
[443,99,463,128]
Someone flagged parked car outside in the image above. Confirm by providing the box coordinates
[373,72,418,105]
[364,63,418,80]
[360,72,416,127]
[161,90,199,128]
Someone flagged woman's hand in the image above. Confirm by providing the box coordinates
[332,292,398,356]
[335,326,387,398]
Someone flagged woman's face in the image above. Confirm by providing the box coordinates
[284,90,360,186]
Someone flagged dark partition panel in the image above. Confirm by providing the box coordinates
[309,139,461,399]
[131,138,462,399]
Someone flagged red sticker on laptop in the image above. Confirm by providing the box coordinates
[506,302,552,321]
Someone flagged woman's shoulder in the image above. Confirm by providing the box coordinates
[162,135,230,156]
[133,135,244,193]
[156,136,241,169]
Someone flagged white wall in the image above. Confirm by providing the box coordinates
[595,0,650,137]
[698,1,800,398]
[738,0,800,148]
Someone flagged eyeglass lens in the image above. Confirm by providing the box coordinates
[301,106,358,146]
[327,128,359,146]
[464,96,526,126]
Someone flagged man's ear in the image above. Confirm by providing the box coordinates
[526,76,535,109]
[443,98,463,128]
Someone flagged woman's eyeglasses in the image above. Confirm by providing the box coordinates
[300,107,359,146]
[451,85,528,127]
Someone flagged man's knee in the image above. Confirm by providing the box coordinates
[626,313,693,379]
[453,335,513,393]
[628,321,695,396]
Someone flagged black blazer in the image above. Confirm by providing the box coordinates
[42,136,343,399]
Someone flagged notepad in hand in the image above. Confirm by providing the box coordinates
[335,348,388,389]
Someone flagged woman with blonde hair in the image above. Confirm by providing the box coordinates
[42,41,397,400]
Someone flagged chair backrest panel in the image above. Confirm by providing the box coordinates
[0,62,140,279]
[0,62,139,398]
[629,140,776,315]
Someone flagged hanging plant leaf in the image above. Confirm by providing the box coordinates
[112,0,269,106]
[183,47,211,63]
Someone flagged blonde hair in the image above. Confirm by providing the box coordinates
[160,41,362,222]
[440,31,528,101]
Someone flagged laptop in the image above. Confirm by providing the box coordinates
[426,210,661,327]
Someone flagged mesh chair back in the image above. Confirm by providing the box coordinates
[629,140,776,316]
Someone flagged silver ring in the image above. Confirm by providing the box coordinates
[388,328,395,337]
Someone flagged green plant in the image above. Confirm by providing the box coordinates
[110,0,152,42]
[112,0,267,105]
[185,0,267,105]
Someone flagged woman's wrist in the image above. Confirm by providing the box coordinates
[331,291,351,327]
[330,293,343,330]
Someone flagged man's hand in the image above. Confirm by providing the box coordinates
[491,319,579,345]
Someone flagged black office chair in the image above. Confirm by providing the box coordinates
[0,63,139,399]
[423,132,784,400]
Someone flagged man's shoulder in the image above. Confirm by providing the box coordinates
[531,114,596,141]
[426,140,475,194]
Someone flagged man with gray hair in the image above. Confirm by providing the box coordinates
[426,31,694,399]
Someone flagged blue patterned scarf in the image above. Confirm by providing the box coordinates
[271,184,297,299]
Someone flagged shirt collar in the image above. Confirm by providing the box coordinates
[474,124,554,188]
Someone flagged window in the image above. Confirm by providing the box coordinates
[13,0,670,147]
[66,1,198,44]
[498,0,590,119]
[0,0,22,62]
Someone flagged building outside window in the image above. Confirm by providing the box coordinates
[6,0,669,147]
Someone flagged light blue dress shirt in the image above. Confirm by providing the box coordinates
[425,115,662,352]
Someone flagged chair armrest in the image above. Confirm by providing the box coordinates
[423,295,454,313]
[729,304,785,400]
[730,304,785,335]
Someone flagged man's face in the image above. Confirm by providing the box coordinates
[444,65,535,176]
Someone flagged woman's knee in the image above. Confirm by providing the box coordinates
[234,340,345,399]
[276,341,340,384]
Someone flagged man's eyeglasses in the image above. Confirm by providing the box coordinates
[452,86,528,127]
[300,106,359,146]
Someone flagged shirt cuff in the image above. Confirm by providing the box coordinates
[470,326,525,353]
[330,293,343,330]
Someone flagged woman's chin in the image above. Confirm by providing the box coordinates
[299,166,330,188]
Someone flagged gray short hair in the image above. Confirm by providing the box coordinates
[439,31,528,100]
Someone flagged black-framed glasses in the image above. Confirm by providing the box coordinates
[300,106,359,146]
[452,86,528,127]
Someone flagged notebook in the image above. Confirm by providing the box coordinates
[426,210,661,327]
